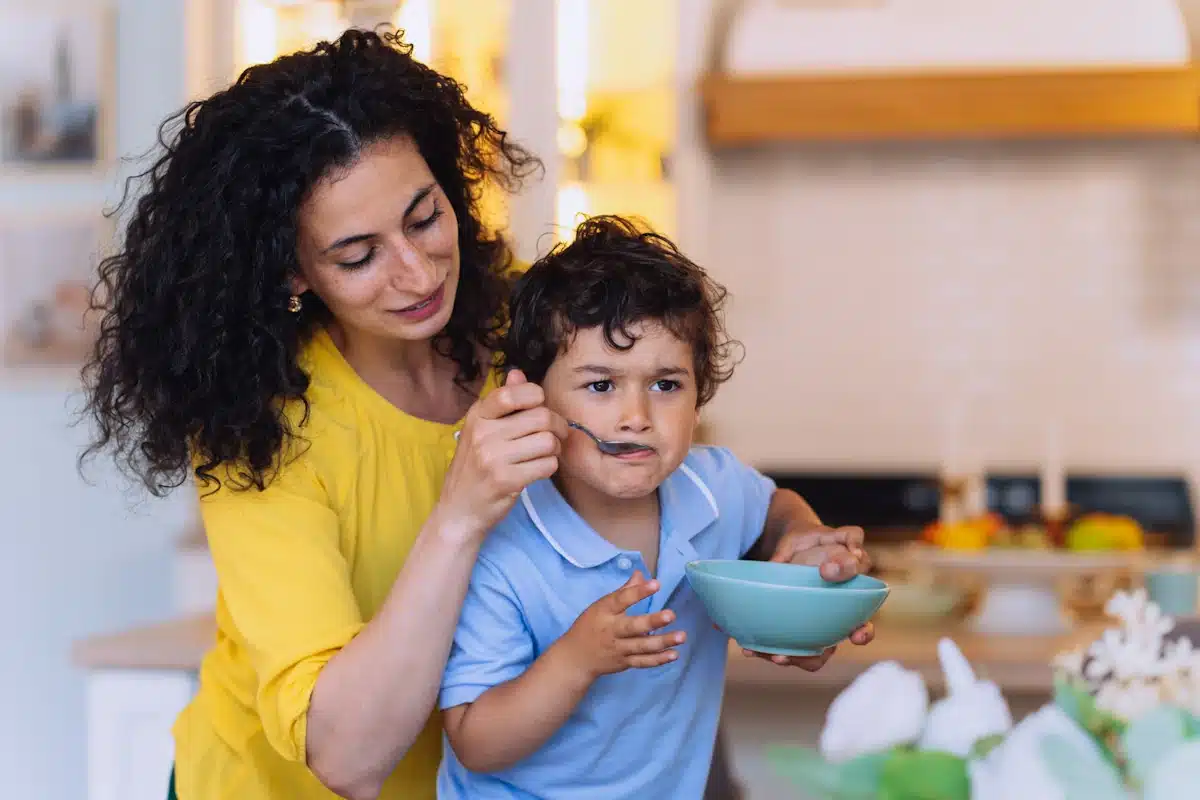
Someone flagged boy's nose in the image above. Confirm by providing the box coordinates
[617,396,652,433]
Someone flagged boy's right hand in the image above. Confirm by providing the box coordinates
[554,572,685,680]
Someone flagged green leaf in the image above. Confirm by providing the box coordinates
[1040,732,1127,800]
[1053,675,1092,722]
[968,733,1006,760]
[766,746,889,799]
[877,749,971,800]
[767,746,863,799]
[835,752,890,798]
[1123,705,1190,786]
[1051,677,1125,768]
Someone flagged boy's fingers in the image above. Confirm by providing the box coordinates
[620,610,675,637]
[626,651,679,669]
[849,622,875,645]
[609,573,658,611]
[621,631,684,656]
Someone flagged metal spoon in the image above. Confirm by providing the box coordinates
[568,421,654,456]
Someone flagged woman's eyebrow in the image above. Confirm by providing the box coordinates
[321,183,437,255]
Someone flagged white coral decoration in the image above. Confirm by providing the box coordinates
[818,661,929,763]
[1055,588,1200,720]
[1095,679,1166,721]
[1087,590,1177,682]
[919,638,1013,757]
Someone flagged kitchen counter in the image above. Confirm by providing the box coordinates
[74,613,1103,692]
[724,620,1102,692]
[73,613,214,672]
[75,613,1101,800]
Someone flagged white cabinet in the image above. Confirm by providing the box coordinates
[85,670,197,800]
[173,544,217,615]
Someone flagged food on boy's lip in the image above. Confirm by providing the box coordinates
[1065,513,1144,551]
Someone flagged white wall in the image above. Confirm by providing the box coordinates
[703,141,1200,478]
[0,1,197,798]
[675,0,1200,479]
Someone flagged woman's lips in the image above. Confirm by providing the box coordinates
[392,283,445,322]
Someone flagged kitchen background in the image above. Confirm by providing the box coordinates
[5,0,1200,798]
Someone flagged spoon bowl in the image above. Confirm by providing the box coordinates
[567,421,654,456]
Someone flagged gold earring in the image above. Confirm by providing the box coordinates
[288,295,303,313]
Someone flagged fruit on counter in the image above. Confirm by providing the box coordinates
[990,523,1054,550]
[1065,513,1144,551]
[921,514,1005,551]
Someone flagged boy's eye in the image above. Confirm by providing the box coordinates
[586,380,614,393]
[652,379,680,392]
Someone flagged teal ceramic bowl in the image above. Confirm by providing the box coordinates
[685,560,889,656]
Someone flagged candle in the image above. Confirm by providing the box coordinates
[938,402,968,523]
[964,469,988,519]
[1041,424,1067,518]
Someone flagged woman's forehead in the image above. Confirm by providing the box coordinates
[299,137,435,241]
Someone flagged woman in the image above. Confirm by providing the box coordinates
[84,29,869,800]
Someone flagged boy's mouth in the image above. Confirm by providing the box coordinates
[609,446,656,461]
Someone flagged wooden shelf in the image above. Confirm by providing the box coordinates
[702,64,1200,145]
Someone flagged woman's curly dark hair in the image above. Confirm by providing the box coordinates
[82,28,540,496]
[503,215,740,407]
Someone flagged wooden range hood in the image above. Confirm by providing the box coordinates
[703,1,1200,145]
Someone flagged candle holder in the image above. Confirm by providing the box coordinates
[1036,504,1077,548]
[938,474,969,523]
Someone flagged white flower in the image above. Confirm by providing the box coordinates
[1161,636,1195,674]
[968,704,1108,800]
[1081,590,1180,689]
[1160,670,1200,717]
[1052,648,1086,681]
[1094,678,1164,720]
[1087,628,1171,683]
[920,638,1013,757]
[819,660,929,763]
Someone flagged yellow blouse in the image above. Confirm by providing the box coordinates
[172,328,499,799]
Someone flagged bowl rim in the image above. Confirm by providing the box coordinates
[685,559,889,594]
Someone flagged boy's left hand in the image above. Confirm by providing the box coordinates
[746,525,875,671]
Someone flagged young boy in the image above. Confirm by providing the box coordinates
[437,216,870,798]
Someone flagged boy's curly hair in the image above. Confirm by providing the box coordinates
[504,215,740,407]
[82,28,539,496]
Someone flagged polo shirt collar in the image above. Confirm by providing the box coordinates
[519,459,721,571]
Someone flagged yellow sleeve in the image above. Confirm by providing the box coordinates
[199,450,363,764]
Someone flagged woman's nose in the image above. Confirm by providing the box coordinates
[391,236,441,294]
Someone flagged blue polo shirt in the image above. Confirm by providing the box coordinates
[436,446,776,799]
